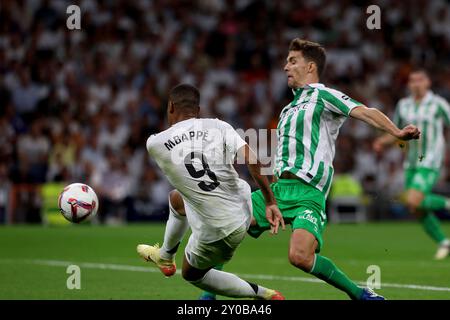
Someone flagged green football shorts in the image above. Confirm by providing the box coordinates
[405,167,440,194]
[248,178,327,252]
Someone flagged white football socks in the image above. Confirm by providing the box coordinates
[190,268,270,299]
[160,203,189,260]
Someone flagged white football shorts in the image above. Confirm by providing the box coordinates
[184,222,248,270]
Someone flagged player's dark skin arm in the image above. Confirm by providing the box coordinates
[182,145,285,282]
[236,144,285,234]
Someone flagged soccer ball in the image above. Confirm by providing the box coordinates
[58,183,99,223]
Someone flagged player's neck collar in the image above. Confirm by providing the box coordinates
[412,90,433,105]
[292,83,324,95]
[304,83,324,88]
[171,117,196,127]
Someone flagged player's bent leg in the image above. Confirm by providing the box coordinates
[181,257,210,281]
[184,228,284,300]
[197,217,259,300]
[419,211,448,246]
[136,190,189,277]
[408,169,450,212]
[198,263,224,300]
[407,189,450,258]
[169,189,186,216]
[420,193,450,212]
[288,228,317,271]
[183,255,283,300]
[289,229,384,300]
[159,190,189,260]
[405,189,425,217]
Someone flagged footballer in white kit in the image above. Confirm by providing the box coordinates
[146,117,253,267]
[137,84,285,300]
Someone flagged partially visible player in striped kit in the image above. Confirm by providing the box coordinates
[196,39,420,300]
[159,39,419,300]
[374,70,450,260]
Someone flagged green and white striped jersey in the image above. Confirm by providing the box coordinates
[274,83,362,197]
[393,91,450,170]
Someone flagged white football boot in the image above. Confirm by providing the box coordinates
[435,241,450,260]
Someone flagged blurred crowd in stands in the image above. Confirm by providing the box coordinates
[0,0,449,223]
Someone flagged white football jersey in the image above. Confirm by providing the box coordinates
[146,118,252,243]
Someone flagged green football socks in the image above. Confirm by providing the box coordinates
[310,255,364,300]
[419,194,450,211]
[201,257,366,300]
[420,212,447,244]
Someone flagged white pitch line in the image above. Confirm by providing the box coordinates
[1,258,450,293]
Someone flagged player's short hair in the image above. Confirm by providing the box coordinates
[169,84,200,112]
[289,39,326,77]
[409,68,429,78]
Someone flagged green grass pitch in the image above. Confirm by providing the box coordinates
[0,222,449,300]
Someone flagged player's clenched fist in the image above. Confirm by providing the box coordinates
[396,124,420,141]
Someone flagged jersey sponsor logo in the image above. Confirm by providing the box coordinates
[280,104,308,122]
[299,209,318,229]
[280,94,315,120]
[319,210,327,222]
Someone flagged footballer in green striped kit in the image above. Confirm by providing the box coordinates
[374,69,450,260]
[198,38,421,300]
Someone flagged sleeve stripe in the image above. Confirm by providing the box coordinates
[321,98,344,115]
[350,98,362,105]
[320,90,351,116]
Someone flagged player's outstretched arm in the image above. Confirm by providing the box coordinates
[350,106,421,141]
[237,144,285,234]
[373,133,398,153]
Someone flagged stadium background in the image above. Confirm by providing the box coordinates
[1,0,449,224]
[1,0,450,301]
